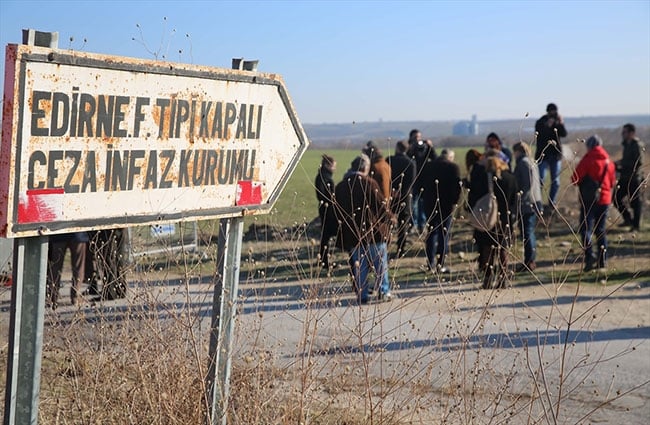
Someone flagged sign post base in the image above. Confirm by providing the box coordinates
[3,236,48,425]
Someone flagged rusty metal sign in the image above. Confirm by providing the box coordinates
[0,44,309,237]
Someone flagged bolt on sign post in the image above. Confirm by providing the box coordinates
[1,30,309,424]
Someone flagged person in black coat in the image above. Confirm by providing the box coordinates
[614,123,644,230]
[47,231,89,309]
[386,140,416,256]
[421,149,461,272]
[468,151,518,289]
[406,130,437,233]
[534,103,567,206]
[315,154,337,269]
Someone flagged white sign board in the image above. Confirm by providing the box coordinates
[0,44,309,238]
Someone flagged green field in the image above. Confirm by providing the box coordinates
[271,146,473,227]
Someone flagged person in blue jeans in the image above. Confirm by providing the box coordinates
[571,135,616,271]
[535,103,567,207]
[331,154,394,304]
[513,142,543,272]
[350,243,391,303]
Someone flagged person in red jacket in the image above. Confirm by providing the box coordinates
[571,135,616,271]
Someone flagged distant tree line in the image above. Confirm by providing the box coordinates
[308,126,650,150]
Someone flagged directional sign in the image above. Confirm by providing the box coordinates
[0,44,309,237]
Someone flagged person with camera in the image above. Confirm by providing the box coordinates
[535,103,568,208]
[614,123,644,231]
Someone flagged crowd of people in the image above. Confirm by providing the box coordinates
[315,103,645,302]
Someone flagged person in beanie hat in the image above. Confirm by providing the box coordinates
[571,135,616,272]
[585,134,602,149]
[535,103,568,207]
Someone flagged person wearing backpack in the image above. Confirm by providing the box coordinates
[468,148,519,289]
[571,135,616,272]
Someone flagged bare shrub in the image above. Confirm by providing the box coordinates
[1,145,648,424]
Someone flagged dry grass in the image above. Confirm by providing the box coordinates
[1,142,649,424]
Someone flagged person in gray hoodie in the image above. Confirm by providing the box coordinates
[513,142,543,271]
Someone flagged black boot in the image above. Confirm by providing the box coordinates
[632,206,642,231]
[619,210,633,228]
[584,254,596,272]
[481,266,494,289]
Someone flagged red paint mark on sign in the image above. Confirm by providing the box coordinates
[26,188,65,196]
[236,181,262,206]
[17,188,65,223]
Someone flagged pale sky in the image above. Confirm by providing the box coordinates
[1,0,649,124]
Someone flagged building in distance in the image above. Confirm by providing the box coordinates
[453,114,479,136]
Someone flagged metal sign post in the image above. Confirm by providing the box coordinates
[206,217,244,425]
[3,30,58,425]
[3,236,48,425]
[205,58,258,425]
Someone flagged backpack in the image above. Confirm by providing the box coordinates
[579,161,609,212]
[468,173,498,232]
